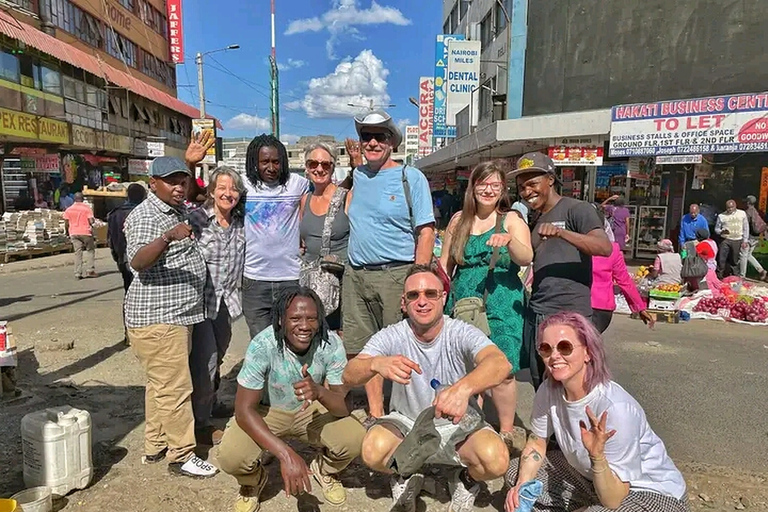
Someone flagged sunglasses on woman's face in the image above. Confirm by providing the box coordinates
[360,132,391,144]
[537,340,580,358]
[306,159,333,171]
[404,289,442,302]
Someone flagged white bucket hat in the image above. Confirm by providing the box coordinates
[354,109,402,150]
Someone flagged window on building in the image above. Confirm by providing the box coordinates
[50,0,104,48]
[62,75,77,99]
[479,78,495,120]
[7,0,34,10]
[138,0,167,36]
[449,4,458,33]
[443,20,450,35]
[459,0,470,21]
[117,0,134,12]
[480,13,493,49]
[18,55,37,88]
[495,0,510,32]
[41,64,61,95]
[0,49,19,82]
[106,30,137,68]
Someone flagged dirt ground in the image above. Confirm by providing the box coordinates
[1,252,767,511]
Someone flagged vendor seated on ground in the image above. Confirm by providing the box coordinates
[343,264,511,512]
[217,287,366,512]
[505,312,689,512]
[647,239,682,285]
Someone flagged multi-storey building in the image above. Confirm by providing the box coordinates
[0,0,214,213]
[424,0,768,259]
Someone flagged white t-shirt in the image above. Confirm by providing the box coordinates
[531,379,686,500]
[360,317,493,421]
[243,173,309,281]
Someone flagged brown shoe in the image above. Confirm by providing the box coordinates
[86,271,98,278]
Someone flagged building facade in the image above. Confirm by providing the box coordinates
[0,0,210,214]
[423,0,768,261]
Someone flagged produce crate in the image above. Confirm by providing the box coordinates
[649,289,681,299]
[631,310,680,324]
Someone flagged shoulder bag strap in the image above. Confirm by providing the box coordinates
[482,213,504,305]
[319,187,345,258]
[401,165,415,231]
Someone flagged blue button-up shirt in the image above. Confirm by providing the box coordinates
[679,213,710,247]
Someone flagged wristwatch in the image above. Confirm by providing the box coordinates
[161,232,172,244]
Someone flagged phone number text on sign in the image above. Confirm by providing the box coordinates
[609,93,768,157]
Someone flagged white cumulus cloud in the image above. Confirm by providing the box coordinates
[281,134,301,145]
[285,50,390,119]
[276,58,307,71]
[285,0,411,59]
[396,118,412,132]
[227,113,271,131]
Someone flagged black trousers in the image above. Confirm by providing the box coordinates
[118,262,134,292]
[717,239,742,278]
[592,308,614,333]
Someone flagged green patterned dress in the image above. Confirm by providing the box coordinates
[445,214,525,372]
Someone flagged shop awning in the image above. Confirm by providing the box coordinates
[0,11,222,129]
[416,109,612,173]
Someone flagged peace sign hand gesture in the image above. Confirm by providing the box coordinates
[579,406,617,459]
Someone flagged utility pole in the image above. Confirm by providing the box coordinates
[195,51,207,178]
[269,0,280,138]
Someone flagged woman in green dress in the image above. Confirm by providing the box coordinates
[440,160,533,448]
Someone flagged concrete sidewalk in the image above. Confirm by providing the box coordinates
[0,247,113,275]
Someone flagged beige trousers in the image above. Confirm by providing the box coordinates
[71,235,95,277]
[217,402,366,486]
[128,324,195,463]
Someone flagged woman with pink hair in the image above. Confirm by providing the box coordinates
[505,312,689,512]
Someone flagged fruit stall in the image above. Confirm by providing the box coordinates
[680,280,768,326]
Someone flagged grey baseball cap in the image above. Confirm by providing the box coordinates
[354,109,402,150]
[149,156,191,178]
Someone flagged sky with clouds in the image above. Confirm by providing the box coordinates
[177,0,442,145]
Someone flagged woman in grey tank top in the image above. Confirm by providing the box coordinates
[299,142,351,330]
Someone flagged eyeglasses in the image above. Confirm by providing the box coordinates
[537,340,581,358]
[475,182,504,192]
[360,132,391,144]
[404,289,442,302]
[306,159,334,171]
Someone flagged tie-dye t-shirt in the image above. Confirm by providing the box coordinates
[243,173,309,280]
[237,326,347,411]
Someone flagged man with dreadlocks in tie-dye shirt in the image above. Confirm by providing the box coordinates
[239,134,309,339]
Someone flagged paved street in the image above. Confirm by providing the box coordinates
[1,251,767,511]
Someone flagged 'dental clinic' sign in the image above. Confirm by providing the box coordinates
[446,40,481,127]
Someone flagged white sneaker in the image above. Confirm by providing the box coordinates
[168,454,219,479]
[390,473,423,512]
[448,469,480,512]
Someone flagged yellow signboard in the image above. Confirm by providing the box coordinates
[0,107,68,144]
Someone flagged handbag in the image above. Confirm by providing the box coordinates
[680,250,708,279]
[450,214,503,336]
[299,188,346,314]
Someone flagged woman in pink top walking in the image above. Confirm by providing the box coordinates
[591,206,654,333]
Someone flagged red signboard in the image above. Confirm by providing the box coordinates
[167,0,184,64]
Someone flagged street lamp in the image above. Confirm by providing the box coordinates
[195,44,240,118]
[408,97,419,108]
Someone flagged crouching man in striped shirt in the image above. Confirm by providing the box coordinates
[124,156,218,478]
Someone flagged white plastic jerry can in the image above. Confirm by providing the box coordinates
[21,406,93,496]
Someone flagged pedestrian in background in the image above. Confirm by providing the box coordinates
[741,195,767,281]
[108,183,147,292]
[108,183,147,344]
[343,110,435,423]
[299,142,351,332]
[124,156,217,479]
[715,199,748,279]
[440,160,532,451]
[188,166,246,447]
[63,192,97,280]
[679,203,709,249]
[602,195,630,250]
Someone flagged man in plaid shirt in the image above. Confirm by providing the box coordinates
[124,156,218,479]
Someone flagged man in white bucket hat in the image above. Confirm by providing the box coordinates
[344,109,435,424]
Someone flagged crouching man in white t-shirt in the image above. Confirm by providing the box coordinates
[343,264,511,512]
[504,312,689,512]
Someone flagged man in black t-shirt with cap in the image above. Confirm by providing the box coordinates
[509,152,612,389]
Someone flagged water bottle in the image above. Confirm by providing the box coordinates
[430,379,483,431]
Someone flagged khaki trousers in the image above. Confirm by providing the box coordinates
[217,402,366,487]
[71,235,95,277]
[128,324,195,463]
